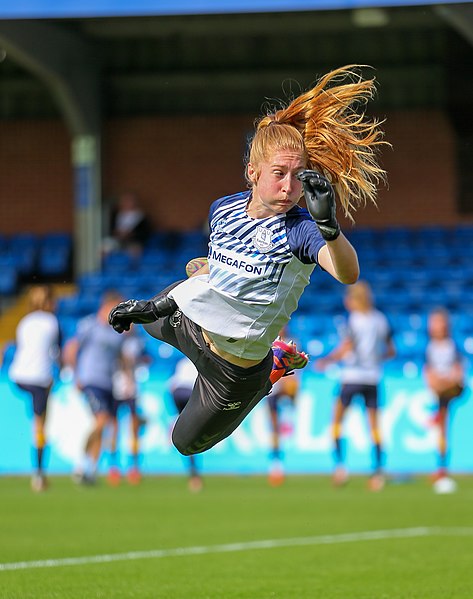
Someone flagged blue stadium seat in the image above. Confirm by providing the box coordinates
[102,250,136,274]
[450,312,473,336]
[305,332,339,358]
[56,295,98,318]
[393,331,428,360]
[291,313,330,339]
[9,232,38,249]
[58,316,80,341]
[416,225,449,243]
[38,246,71,277]
[6,234,39,276]
[0,234,8,252]
[179,229,208,253]
[345,228,376,247]
[78,272,107,294]
[38,233,72,277]
[381,225,411,241]
[0,265,18,295]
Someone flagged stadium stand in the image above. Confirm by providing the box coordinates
[3,224,473,373]
[0,232,73,289]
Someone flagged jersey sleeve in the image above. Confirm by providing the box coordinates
[286,209,326,264]
[208,198,222,228]
[208,192,251,229]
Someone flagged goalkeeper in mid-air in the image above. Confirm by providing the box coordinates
[109,65,387,456]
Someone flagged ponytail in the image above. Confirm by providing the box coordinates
[248,65,388,220]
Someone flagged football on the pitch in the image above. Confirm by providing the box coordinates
[433,476,457,494]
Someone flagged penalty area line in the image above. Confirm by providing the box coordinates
[1,527,472,572]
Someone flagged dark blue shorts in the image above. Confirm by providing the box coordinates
[83,385,115,415]
[340,383,379,409]
[16,383,50,416]
[112,397,137,417]
[267,392,285,414]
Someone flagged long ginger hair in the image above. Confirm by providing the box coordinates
[246,65,388,220]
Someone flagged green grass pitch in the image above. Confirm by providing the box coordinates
[1,475,472,598]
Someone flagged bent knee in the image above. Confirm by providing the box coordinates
[171,430,194,456]
[172,430,214,456]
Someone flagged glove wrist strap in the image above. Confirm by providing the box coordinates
[317,221,340,242]
[151,295,179,319]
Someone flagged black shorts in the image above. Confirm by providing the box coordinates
[340,383,379,409]
[16,383,50,416]
[144,309,272,456]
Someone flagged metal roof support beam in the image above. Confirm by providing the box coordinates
[0,20,103,275]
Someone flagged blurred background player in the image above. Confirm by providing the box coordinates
[108,328,149,486]
[266,328,303,486]
[317,281,395,491]
[266,374,299,486]
[424,307,465,490]
[64,290,126,484]
[169,355,203,492]
[8,285,62,492]
[102,190,152,258]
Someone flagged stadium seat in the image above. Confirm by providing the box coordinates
[56,295,98,318]
[8,233,38,275]
[0,234,8,252]
[393,330,428,361]
[0,265,18,295]
[38,233,72,278]
[102,250,136,274]
[38,246,71,277]
[58,315,80,341]
[179,229,208,253]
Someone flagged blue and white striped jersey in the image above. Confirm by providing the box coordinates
[170,191,326,359]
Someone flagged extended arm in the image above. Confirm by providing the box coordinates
[109,294,178,334]
[297,170,359,284]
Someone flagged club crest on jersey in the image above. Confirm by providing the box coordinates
[214,216,229,233]
[253,225,274,253]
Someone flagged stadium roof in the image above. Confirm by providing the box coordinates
[1,0,472,20]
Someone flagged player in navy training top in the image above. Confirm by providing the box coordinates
[109,65,388,457]
[64,290,127,484]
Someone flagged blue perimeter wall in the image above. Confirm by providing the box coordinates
[1,367,471,476]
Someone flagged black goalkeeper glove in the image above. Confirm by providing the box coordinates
[108,296,178,334]
[296,170,340,241]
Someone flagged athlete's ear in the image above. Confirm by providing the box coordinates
[247,163,258,185]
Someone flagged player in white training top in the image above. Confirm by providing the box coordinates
[109,65,388,456]
[9,285,61,492]
[424,307,464,488]
[317,281,395,491]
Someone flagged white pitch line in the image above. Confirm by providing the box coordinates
[1,527,473,572]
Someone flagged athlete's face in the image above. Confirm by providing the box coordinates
[428,312,449,340]
[247,150,306,218]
